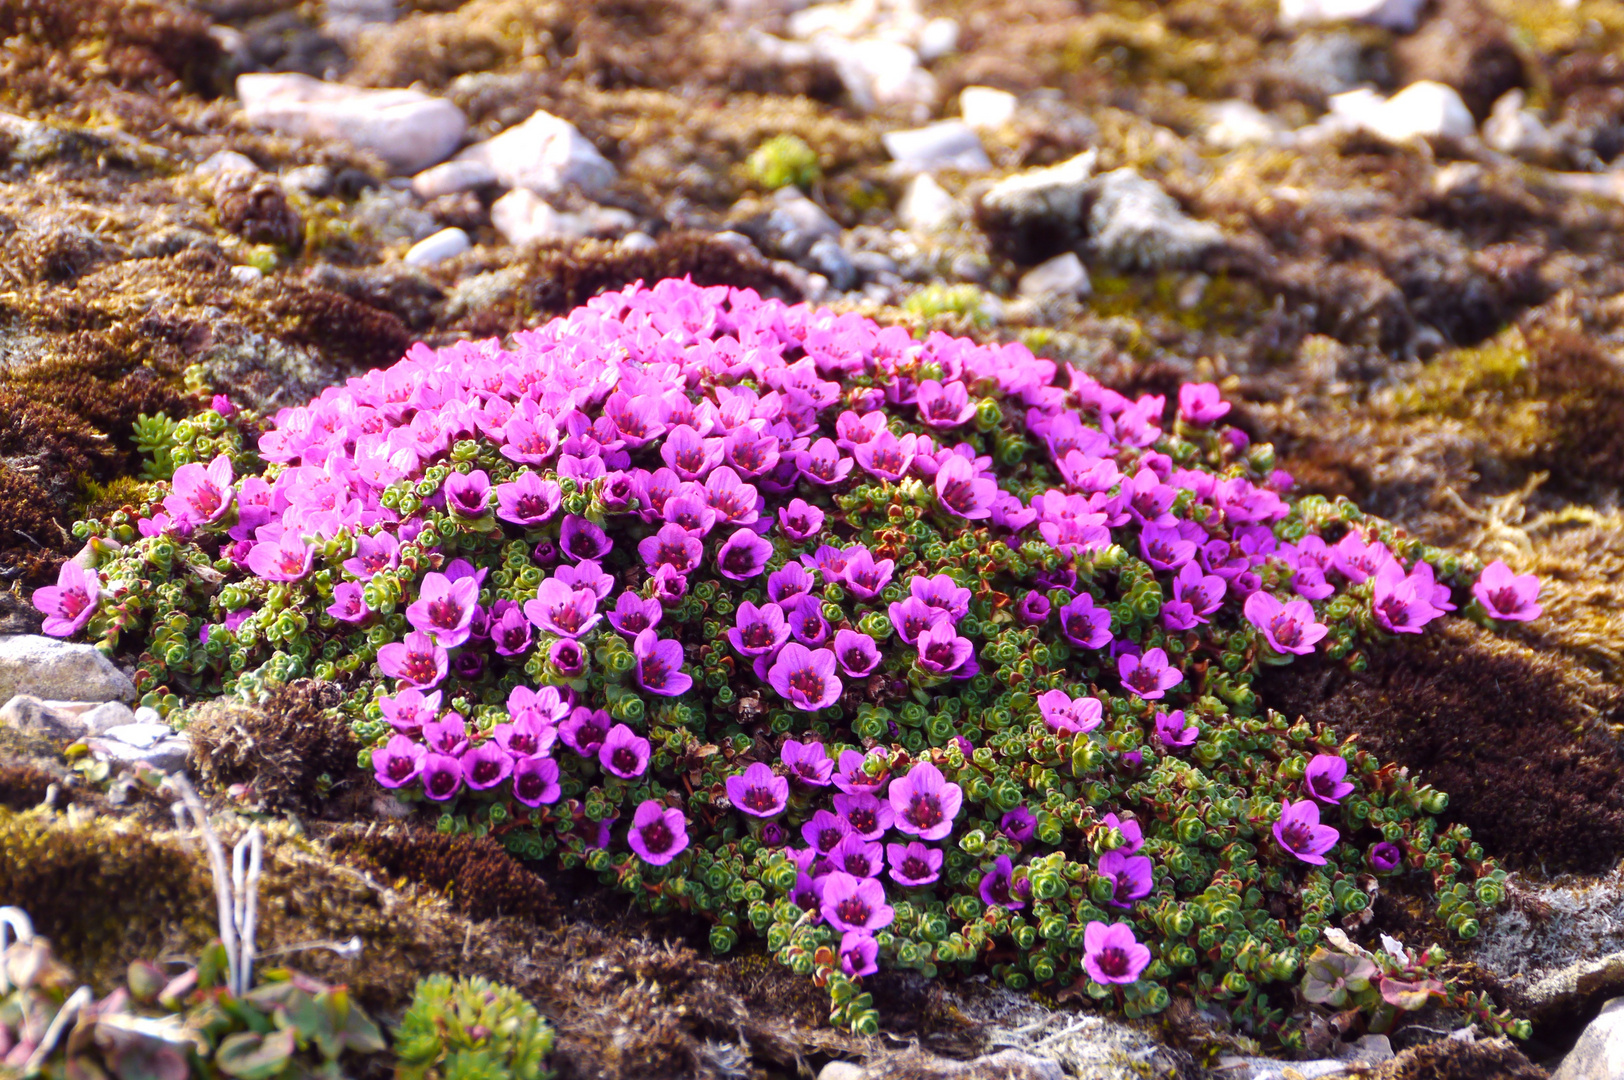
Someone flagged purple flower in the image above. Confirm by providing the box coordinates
[723,425,780,477]
[33,560,100,638]
[1102,813,1143,853]
[549,637,586,676]
[560,515,612,562]
[726,762,790,817]
[661,424,723,480]
[979,855,1028,910]
[462,742,514,791]
[381,688,441,735]
[1304,754,1355,805]
[512,756,562,807]
[245,534,313,582]
[828,833,884,878]
[704,466,763,525]
[1037,689,1103,734]
[887,596,951,646]
[767,644,842,710]
[628,800,689,865]
[777,498,825,541]
[444,470,492,518]
[609,590,663,638]
[1155,709,1198,749]
[1472,560,1542,622]
[819,872,895,933]
[852,430,918,481]
[728,601,790,657]
[372,734,425,789]
[509,684,570,724]
[1099,849,1153,908]
[488,602,534,656]
[888,761,963,841]
[327,582,370,623]
[492,713,553,758]
[840,547,895,599]
[1244,592,1328,655]
[916,379,976,427]
[1058,593,1112,650]
[1163,563,1227,632]
[377,629,448,689]
[886,841,943,887]
[792,438,854,486]
[832,628,882,677]
[663,493,717,537]
[1118,647,1181,700]
[1000,807,1037,843]
[1369,842,1403,874]
[406,572,480,647]
[1139,524,1198,572]
[650,563,688,605]
[833,791,894,839]
[422,715,470,756]
[1371,561,1445,634]
[1016,591,1051,626]
[420,752,463,801]
[715,527,774,581]
[801,544,853,580]
[495,472,562,526]
[910,571,972,617]
[638,522,704,574]
[560,706,611,756]
[343,531,400,580]
[524,578,602,639]
[1331,532,1395,584]
[599,723,651,779]
[782,739,833,786]
[803,810,853,854]
[838,932,879,978]
[914,621,975,677]
[1083,922,1150,985]
[164,454,234,527]
[934,455,996,519]
[767,562,816,604]
[1274,798,1339,865]
[634,629,693,696]
[604,392,667,448]
[1177,382,1230,425]
[833,748,890,796]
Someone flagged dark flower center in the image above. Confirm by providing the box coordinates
[656,540,691,567]
[575,723,606,749]
[842,646,870,671]
[871,448,905,474]
[1488,585,1521,613]
[723,547,756,572]
[427,768,457,797]
[472,757,501,784]
[843,852,871,875]
[788,669,825,700]
[835,897,872,926]
[1095,946,1130,978]
[612,746,640,774]
[515,494,550,519]
[621,611,651,634]
[1270,614,1303,646]
[985,874,1012,905]
[1281,819,1313,849]
[548,604,583,632]
[1126,665,1160,693]
[817,826,844,851]
[731,439,770,472]
[1145,539,1177,564]
[275,550,307,575]
[640,820,674,853]
[641,655,670,688]
[902,856,931,880]
[742,786,779,812]
[508,732,538,756]
[361,550,391,572]
[428,598,464,629]
[907,795,944,829]
[387,755,414,780]
[846,807,877,833]
[402,651,438,684]
[940,478,976,511]
[191,485,223,516]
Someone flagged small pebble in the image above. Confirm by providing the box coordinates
[230,265,264,284]
[404,227,471,266]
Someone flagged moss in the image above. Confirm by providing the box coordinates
[1370,1035,1546,1080]
[744,134,822,193]
[328,825,560,924]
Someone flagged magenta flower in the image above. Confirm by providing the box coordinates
[509,683,570,724]
[1331,532,1394,584]
[1371,561,1445,634]
[462,742,514,791]
[245,534,313,582]
[887,596,951,646]
[703,466,762,524]
[444,469,492,518]
[1472,560,1542,622]
[599,723,651,779]
[978,855,1028,910]
[828,833,884,878]
[819,872,895,933]
[1016,591,1051,626]
[916,379,976,427]
[1177,382,1230,425]
[1118,647,1181,700]
[381,688,442,734]
[723,426,780,477]
[604,391,667,447]
[650,564,687,605]
[1163,563,1227,632]
[838,931,879,978]
[1037,689,1103,735]
[841,547,896,599]
[833,791,894,839]
[495,472,562,526]
[886,841,943,887]
[782,739,833,786]
[792,438,854,486]
[492,713,554,759]
[559,515,612,561]
[934,455,996,519]
[1000,807,1037,843]
[1274,798,1340,864]
[628,799,689,866]
[914,621,975,677]
[377,629,448,689]
[803,810,854,854]
[633,629,693,696]
[406,572,480,647]
[609,590,663,638]
[420,753,463,801]
[1083,922,1150,985]
[832,628,883,678]
[422,715,470,756]
[327,582,370,623]
[1155,709,1198,749]
[523,578,602,639]
[512,756,562,807]
[1139,524,1198,572]
[767,643,841,710]
[663,493,717,537]
[164,454,234,526]
[638,522,704,574]
[1058,593,1112,650]
[1102,813,1144,853]
[728,600,790,657]
[726,762,790,817]
[661,424,723,480]
[372,734,426,789]
[548,637,586,676]
[911,570,971,616]
[1304,754,1355,805]
[1369,841,1403,874]
[560,706,611,756]
[343,531,399,580]
[833,748,890,796]
[1243,592,1329,655]
[767,562,815,604]
[852,430,918,482]
[489,602,534,656]
[888,761,963,841]
[33,560,100,637]
[715,527,774,580]
[777,498,825,541]
[1098,849,1154,908]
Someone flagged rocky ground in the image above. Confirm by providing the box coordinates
[8,0,1624,1076]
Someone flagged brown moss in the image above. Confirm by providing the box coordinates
[327,825,560,924]
[524,232,803,317]
[1371,1035,1546,1080]
[264,281,414,371]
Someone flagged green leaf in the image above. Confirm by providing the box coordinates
[215,1029,297,1080]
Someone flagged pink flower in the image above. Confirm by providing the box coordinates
[327,582,370,623]
[444,469,492,518]
[372,735,425,789]
[886,841,943,887]
[1243,592,1329,655]
[164,454,234,526]
[377,630,448,689]
[1177,382,1230,425]
[245,534,313,582]
[934,455,996,519]
[406,572,480,647]
[638,522,703,575]
[715,527,774,581]
[819,872,895,933]
[32,560,100,637]
[495,472,562,526]
[512,757,562,807]
[1371,561,1445,634]
[1472,560,1542,622]
[888,761,962,841]
[1118,647,1181,700]
[1083,922,1150,985]
[599,723,650,779]
[838,932,879,978]
[776,498,825,541]
[523,578,602,639]
[767,643,841,711]
[633,629,693,696]
[1304,754,1355,805]
[1274,798,1339,864]
[628,799,689,865]
[1154,709,1198,749]
[1058,593,1112,650]
[1037,689,1103,734]
[916,379,976,428]
[782,739,833,786]
[726,762,789,817]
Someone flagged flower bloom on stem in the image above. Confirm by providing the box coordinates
[512,756,561,807]
[833,749,889,795]
[407,572,480,646]
[461,742,513,791]
[833,791,894,839]
[609,590,663,637]
[776,498,825,541]
[1058,593,1112,650]
[934,455,996,519]
[832,628,882,678]
[560,515,613,561]
[803,810,853,854]
[245,533,313,582]
[524,578,602,639]
[548,638,586,677]
[1472,560,1543,621]
[887,841,943,886]
[726,762,789,817]
[599,723,651,779]
[381,688,441,735]
[1000,807,1037,843]
[559,707,610,756]
[728,601,789,657]
[888,596,950,646]
[819,872,895,933]
[164,454,235,527]
[1037,690,1103,734]
[327,582,369,623]
[782,593,831,646]
[443,469,491,517]
[492,713,554,759]
[638,522,703,574]
[343,531,399,580]
[781,739,833,786]
[888,761,963,841]
[914,620,974,677]
[628,799,689,866]
[633,629,692,696]
[838,932,879,978]
[1304,754,1354,805]
[33,560,100,637]
[841,547,895,599]
[1118,647,1181,700]
[1371,561,1445,634]
[377,630,448,689]
[1083,922,1150,985]
[488,602,533,656]
[1099,849,1154,908]
[1369,842,1403,874]
[829,833,883,877]
[1101,813,1143,853]
[420,753,463,801]
[373,735,425,788]
[715,527,774,580]
[979,855,1029,910]
[1243,592,1328,656]
[1274,798,1339,864]
[1155,709,1198,749]
[1177,382,1230,425]
[767,643,841,711]
[495,471,561,526]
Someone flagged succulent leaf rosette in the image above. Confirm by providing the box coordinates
[42,279,1535,1042]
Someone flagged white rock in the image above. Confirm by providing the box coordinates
[196,150,259,179]
[133,706,163,726]
[403,227,471,266]
[620,230,658,252]
[88,726,190,773]
[103,722,174,749]
[712,230,759,254]
[1327,81,1476,144]
[767,186,842,247]
[282,164,334,196]
[828,38,938,115]
[456,110,616,199]
[0,635,135,704]
[1555,996,1624,1080]
[817,1063,865,1080]
[1484,89,1560,159]
[490,189,634,246]
[1204,99,1284,149]
[230,265,263,285]
[898,172,960,232]
[0,695,83,740]
[981,149,1097,228]
[353,186,439,245]
[882,120,990,173]
[1018,251,1090,299]
[1088,168,1225,271]
[1278,0,1426,33]
[960,86,1018,131]
[236,73,467,175]
[915,16,960,61]
[411,158,498,201]
[80,700,136,735]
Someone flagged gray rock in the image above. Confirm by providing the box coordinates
[882,120,991,174]
[0,112,71,164]
[456,110,616,199]
[196,150,259,179]
[1484,90,1561,160]
[712,230,760,255]
[133,705,163,726]
[1555,996,1624,1080]
[866,1049,1062,1080]
[236,73,467,175]
[1018,251,1090,299]
[806,236,857,292]
[1278,0,1425,32]
[490,189,635,246]
[979,149,1097,258]
[0,695,84,740]
[352,187,439,245]
[230,265,264,285]
[79,700,137,736]
[282,164,334,197]
[1204,100,1284,149]
[765,188,841,258]
[403,227,471,266]
[1087,168,1224,271]
[411,158,498,201]
[87,725,191,774]
[0,635,135,704]
[898,172,961,233]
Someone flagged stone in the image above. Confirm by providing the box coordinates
[0,635,135,704]
[1204,100,1284,149]
[195,150,258,178]
[818,1063,864,1080]
[490,190,635,246]
[1278,0,1426,33]
[765,187,841,258]
[915,16,960,62]
[977,149,1098,261]
[1484,90,1561,160]
[1555,997,1624,1080]
[0,695,83,740]
[806,236,857,292]
[230,265,264,285]
[898,173,961,233]
[282,164,335,197]
[1278,32,1368,98]
[1088,168,1225,271]
[411,158,498,201]
[403,227,471,267]
[864,1049,1063,1080]
[235,73,467,175]
[826,38,938,115]
[620,231,658,252]
[79,701,137,736]
[960,86,1017,131]
[1391,0,1523,120]
[87,725,191,774]
[1325,82,1476,144]
[352,186,439,246]
[1017,251,1090,299]
[882,121,991,173]
[456,110,616,199]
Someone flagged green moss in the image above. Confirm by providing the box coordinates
[744,134,822,192]
[902,283,994,328]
